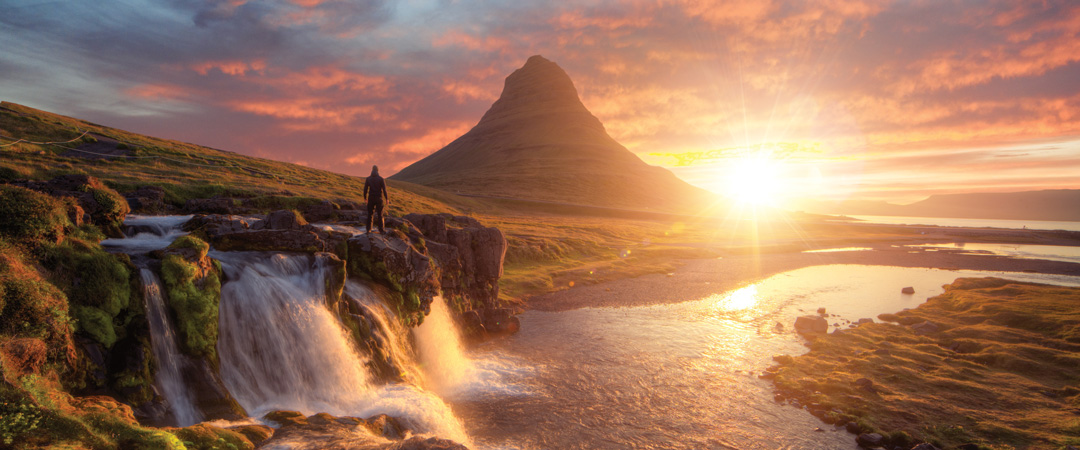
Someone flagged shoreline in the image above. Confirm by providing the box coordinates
[526,245,1080,311]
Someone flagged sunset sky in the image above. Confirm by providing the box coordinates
[3,0,1079,205]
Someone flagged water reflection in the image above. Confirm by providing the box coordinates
[459,265,1080,450]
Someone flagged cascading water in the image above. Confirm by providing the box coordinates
[413,296,475,395]
[139,269,203,426]
[102,215,202,426]
[343,281,424,385]
[214,251,471,444]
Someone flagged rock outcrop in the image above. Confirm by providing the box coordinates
[257,411,468,450]
[186,210,517,338]
[5,174,130,236]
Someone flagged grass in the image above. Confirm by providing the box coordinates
[771,277,1080,450]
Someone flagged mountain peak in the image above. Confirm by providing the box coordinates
[391,56,717,213]
[477,55,599,130]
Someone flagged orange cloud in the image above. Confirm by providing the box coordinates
[386,122,474,156]
[432,30,511,52]
[125,83,192,100]
[229,98,387,127]
[191,59,267,76]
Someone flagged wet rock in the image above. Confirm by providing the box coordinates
[185,197,235,214]
[124,185,167,214]
[856,432,884,447]
[817,307,827,315]
[214,229,324,253]
[845,421,861,433]
[483,308,521,336]
[347,232,441,323]
[774,322,784,331]
[267,209,308,230]
[388,437,469,450]
[857,318,874,325]
[911,321,939,335]
[854,377,876,393]
[229,424,273,446]
[364,413,409,440]
[794,315,828,334]
[901,286,915,294]
[302,200,338,222]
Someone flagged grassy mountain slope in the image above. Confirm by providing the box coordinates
[391,55,721,214]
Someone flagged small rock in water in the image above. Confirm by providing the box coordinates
[794,315,828,334]
[817,307,827,315]
[774,322,785,331]
[901,286,915,294]
[856,433,885,447]
[845,421,861,433]
[814,427,824,432]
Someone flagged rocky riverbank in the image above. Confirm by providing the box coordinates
[768,278,1080,449]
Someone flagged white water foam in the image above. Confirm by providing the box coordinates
[215,252,471,444]
[413,296,475,395]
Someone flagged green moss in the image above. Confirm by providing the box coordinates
[170,423,252,450]
[39,240,133,348]
[0,185,70,244]
[71,305,118,348]
[168,235,210,259]
[160,254,221,360]
[88,187,130,236]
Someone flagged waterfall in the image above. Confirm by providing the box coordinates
[140,269,203,426]
[413,296,475,395]
[215,252,470,444]
[343,281,424,385]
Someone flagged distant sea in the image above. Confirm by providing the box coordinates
[840,215,1080,232]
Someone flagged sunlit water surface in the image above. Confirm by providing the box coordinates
[842,215,1080,232]
[457,265,1080,450]
[905,242,1080,264]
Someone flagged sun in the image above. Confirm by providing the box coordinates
[726,155,785,206]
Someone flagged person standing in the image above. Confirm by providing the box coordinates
[363,165,389,233]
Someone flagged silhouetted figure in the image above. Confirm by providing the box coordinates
[363,165,389,234]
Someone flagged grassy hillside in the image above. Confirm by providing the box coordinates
[0,101,478,217]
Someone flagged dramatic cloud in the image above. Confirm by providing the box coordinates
[2,0,1079,203]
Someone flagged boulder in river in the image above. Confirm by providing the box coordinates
[901,286,915,294]
[794,315,828,334]
[856,432,884,447]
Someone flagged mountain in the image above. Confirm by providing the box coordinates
[800,190,1080,222]
[391,55,719,214]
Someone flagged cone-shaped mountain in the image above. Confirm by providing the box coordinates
[391,55,717,213]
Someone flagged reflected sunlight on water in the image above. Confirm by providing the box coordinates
[456,265,1080,450]
[711,284,760,312]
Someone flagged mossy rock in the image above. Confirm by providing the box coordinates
[170,423,254,450]
[40,239,134,349]
[0,185,70,245]
[160,247,221,360]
